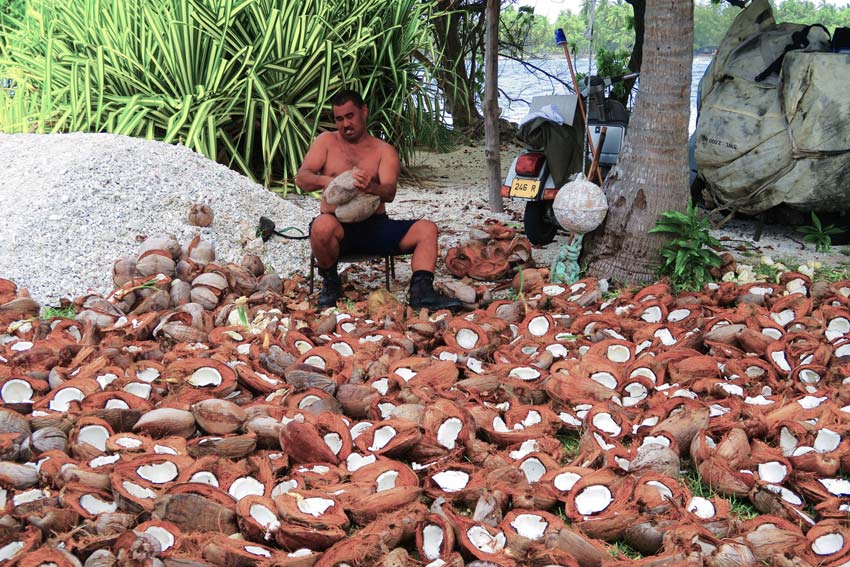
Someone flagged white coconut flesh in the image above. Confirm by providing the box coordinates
[758,462,788,483]
[467,358,485,374]
[422,524,444,560]
[349,422,373,440]
[641,306,662,323]
[78,425,110,452]
[373,470,399,492]
[646,480,674,501]
[554,472,582,492]
[511,514,548,540]
[0,541,24,562]
[745,395,774,406]
[229,476,265,500]
[786,279,806,294]
[813,533,845,556]
[510,440,539,460]
[9,341,32,351]
[466,526,506,553]
[79,493,118,515]
[837,344,850,358]
[371,378,389,395]
[630,367,656,382]
[143,526,175,552]
[437,418,463,450]
[793,446,816,457]
[432,470,470,493]
[297,465,330,474]
[136,461,179,484]
[527,316,550,337]
[188,367,222,387]
[815,429,842,453]
[90,454,121,468]
[250,504,281,532]
[288,550,313,558]
[340,322,356,333]
[771,310,795,327]
[623,383,648,406]
[134,368,159,383]
[606,345,630,363]
[717,383,744,397]
[771,351,792,372]
[190,471,219,486]
[123,382,152,399]
[105,399,130,410]
[13,489,45,506]
[799,396,828,410]
[368,426,397,452]
[244,546,271,558]
[574,485,613,515]
[509,367,540,381]
[655,329,677,346]
[297,497,335,517]
[765,484,803,506]
[686,496,715,519]
[821,478,850,496]
[543,284,566,296]
[762,328,783,340]
[667,309,690,323]
[394,368,417,382]
[1,379,33,403]
[520,458,546,483]
[323,433,343,455]
[593,432,615,451]
[298,395,322,409]
[438,351,459,363]
[48,387,85,411]
[590,372,618,389]
[302,355,327,370]
[452,328,479,350]
[154,444,178,455]
[271,479,299,498]
[331,342,354,357]
[122,481,157,500]
[546,344,568,358]
[291,340,312,355]
[522,411,542,428]
[799,369,821,385]
[559,412,582,427]
[591,413,621,436]
[346,453,375,472]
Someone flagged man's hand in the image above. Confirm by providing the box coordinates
[351,168,372,191]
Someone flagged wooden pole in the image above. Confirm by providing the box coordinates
[559,36,604,185]
[484,0,503,212]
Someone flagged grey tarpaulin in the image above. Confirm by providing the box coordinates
[694,0,850,215]
[517,118,584,189]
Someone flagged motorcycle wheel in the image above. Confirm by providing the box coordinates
[524,201,559,245]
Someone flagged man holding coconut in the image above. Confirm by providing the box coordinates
[296,90,461,311]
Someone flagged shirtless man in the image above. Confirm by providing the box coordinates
[296,90,460,311]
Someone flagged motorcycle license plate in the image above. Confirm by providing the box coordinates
[509,178,541,199]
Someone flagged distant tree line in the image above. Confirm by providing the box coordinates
[501,0,850,56]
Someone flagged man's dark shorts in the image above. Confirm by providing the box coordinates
[313,214,416,257]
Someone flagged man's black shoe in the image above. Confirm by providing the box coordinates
[408,270,462,312]
[318,265,341,308]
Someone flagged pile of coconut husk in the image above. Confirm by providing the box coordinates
[2,233,850,567]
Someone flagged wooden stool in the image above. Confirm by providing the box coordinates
[308,254,397,294]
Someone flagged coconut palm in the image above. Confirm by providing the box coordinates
[582,0,694,283]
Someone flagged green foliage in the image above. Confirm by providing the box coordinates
[797,212,845,253]
[41,305,76,319]
[594,47,631,99]
[649,201,723,292]
[0,0,443,193]
[681,466,760,521]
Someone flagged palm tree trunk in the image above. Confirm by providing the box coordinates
[582,0,694,284]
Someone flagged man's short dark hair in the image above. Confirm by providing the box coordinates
[331,89,365,108]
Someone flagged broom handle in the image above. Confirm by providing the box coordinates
[587,126,607,183]
[559,32,603,185]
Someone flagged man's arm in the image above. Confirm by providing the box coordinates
[356,142,400,203]
[295,133,334,192]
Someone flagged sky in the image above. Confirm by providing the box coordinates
[519,0,850,22]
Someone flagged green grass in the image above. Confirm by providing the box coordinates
[752,262,781,283]
[680,466,760,521]
[609,540,643,560]
[558,431,581,462]
[814,262,850,282]
[40,305,76,319]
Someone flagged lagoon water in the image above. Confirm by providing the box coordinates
[494,55,713,134]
